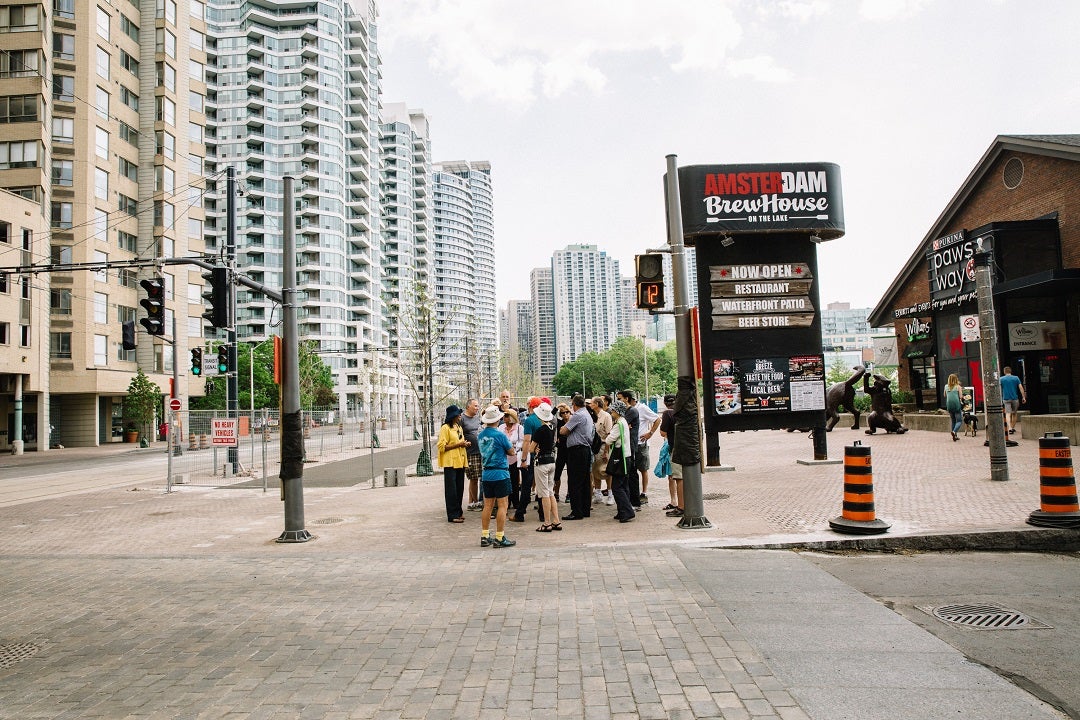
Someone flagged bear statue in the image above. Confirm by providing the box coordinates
[825,365,865,431]
[864,373,907,434]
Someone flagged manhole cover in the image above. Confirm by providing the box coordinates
[924,604,1052,630]
[0,643,42,669]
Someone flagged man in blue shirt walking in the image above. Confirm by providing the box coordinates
[1000,366,1027,435]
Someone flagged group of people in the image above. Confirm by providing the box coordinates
[436,390,687,548]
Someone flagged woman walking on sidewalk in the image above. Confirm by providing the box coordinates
[944,374,963,442]
[437,405,469,522]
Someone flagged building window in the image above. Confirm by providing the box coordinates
[96,47,110,80]
[189,91,204,113]
[156,130,175,159]
[190,29,204,51]
[53,0,74,20]
[156,28,176,59]
[118,230,137,252]
[120,50,139,76]
[95,87,109,119]
[156,96,175,126]
[155,165,175,193]
[52,117,73,143]
[157,0,176,24]
[154,200,174,228]
[121,14,138,42]
[94,334,108,366]
[52,74,75,102]
[0,5,40,31]
[94,292,108,323]
[93,250,107,283]
[50,288,72,315]
[94,167,109,200]
[0,95,38,123]
[190,0,204,21]
[119,121,138,147]
[95,127,109,159]
[51,245,71,264]
[50,332,72,359]
[118,194,137,216]
[120,85,138,111]
[52,158,73,186]
[0,322,7,345]
[0,140,38,169]
[52,32,74,60]
[189,59,204,82]
[188,122,203,144]
[0,48,38,78]
[118,269,137,288]
[156,61,175,92]
[92,209,108,242]
[119,156,138,182]
[96,7,110,39]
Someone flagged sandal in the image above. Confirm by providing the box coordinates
[450,517,465,523]
[549,522,562,531]
[536,524,553,532]
[662,503,677,511]
[665,507,684,517]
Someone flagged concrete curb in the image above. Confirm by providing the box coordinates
[719,528,1080,553]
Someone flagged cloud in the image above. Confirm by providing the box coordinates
[858,0,932,21]
[727,55,795,83]
[379,0,787,107]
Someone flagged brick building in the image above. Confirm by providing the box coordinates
[869,135,1080,414]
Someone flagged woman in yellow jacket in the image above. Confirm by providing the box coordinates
[438,404,470,522]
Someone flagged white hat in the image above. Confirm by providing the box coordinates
[481,404,503,425]
[534,402,554,423]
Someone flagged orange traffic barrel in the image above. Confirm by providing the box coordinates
[1027,433,1080,528]
[829,441,891,535]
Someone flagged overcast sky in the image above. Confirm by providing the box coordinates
[378,0,1080,313]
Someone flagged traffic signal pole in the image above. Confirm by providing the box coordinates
[226,167,239,475]
[277,175,311,542]
[664,154,712,530]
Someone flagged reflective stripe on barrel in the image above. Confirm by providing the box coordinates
[843,445,876,521]
[1038,436,1080,512]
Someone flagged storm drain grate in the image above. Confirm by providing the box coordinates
[310,517,344,525]
[0,643,42,669]
[702,492,730,501]
[923,604,1052,630]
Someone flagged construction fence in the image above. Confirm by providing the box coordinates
[161,409,420,490]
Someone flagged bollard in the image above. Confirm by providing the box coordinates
[829,441,891,535]
[1027,432,1080,528]
[188,432,197,451]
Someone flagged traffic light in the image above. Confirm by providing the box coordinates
[139,277,165,336]
[190,347,203,376]
[635,253,665,310]
[121,320,136,350]
[201,266,229,329]
[217,343,231,374]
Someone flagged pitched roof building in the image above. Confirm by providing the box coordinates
[869,134,1080,414]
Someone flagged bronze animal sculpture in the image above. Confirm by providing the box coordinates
[864,373,907,434]
[825,365,865,431]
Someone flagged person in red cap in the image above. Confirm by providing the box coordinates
[513,397,544,523]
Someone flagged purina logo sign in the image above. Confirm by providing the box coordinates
[926,230,991,311]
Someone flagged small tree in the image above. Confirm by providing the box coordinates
[125,368,161,440]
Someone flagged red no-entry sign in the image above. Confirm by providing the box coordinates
[169,398,182,411]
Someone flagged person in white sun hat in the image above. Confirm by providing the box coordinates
[478,404,517,548]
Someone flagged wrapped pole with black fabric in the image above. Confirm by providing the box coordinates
[664,154,712,530]
[277,175,312,542]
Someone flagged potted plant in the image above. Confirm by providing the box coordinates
[124,368,162,445]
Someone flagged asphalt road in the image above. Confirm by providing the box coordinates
[807,550,1080,719]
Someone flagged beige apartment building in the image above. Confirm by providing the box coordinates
[0,0,207,448]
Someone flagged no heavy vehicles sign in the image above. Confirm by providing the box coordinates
[211,418,238,447]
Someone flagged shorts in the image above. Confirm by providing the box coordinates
[635,443,650,472]
[670,462,683,480]
[1003,399,1020,414]
[482,477,512,499]
[466,454,482,483]
[533,462,555,498]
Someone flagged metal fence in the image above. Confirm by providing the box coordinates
[162,409,419,490]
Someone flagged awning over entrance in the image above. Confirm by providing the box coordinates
[903,339,935,358]
[993,268,1080,299]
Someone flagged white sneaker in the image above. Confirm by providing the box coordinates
[592,490,604,504]
[604,494,615,506]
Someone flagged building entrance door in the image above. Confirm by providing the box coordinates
[1011,352,1072,415]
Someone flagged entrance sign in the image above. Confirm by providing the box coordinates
[1007,321,1067,351]
[211,417,238,447]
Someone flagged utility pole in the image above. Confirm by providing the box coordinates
[276,175,311,542]
[664,154,711,530]
[975,236,1010,481]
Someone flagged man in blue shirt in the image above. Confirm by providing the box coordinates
[999,366,1026,435]
[478,404,517,548]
